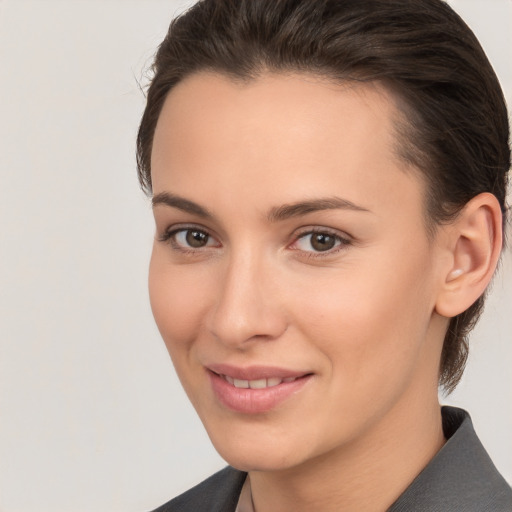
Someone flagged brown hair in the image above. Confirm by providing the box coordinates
[137,0,510,392]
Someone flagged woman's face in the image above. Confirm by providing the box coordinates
[149,72,448,472]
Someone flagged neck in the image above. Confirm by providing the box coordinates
[248,391,445,512]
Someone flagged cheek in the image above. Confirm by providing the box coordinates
[148,247,209,354]
[289,247,435,378]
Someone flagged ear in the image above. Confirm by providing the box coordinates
[435,193,502,318]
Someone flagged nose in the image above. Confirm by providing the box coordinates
[207,248,287,349]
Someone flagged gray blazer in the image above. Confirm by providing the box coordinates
[151,407,512,511]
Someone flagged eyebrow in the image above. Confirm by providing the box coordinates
[267,197,371,222]
[152,192,371,221]
[152,192,214,219]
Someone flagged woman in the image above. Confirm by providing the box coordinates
[138,0,512,510]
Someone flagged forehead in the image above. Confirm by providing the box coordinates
[153,71,400,165]
[151,71,424,218]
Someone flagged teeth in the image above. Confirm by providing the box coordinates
[249,378,267,389]
[233,379,249,388]
[223,375,299,388]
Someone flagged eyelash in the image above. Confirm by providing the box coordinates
[158,225,219,254]
[290,228,352,258]
[158,225,352,257]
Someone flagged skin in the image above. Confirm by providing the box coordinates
[148,72,500,511]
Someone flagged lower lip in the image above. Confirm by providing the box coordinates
[208,371,312,414]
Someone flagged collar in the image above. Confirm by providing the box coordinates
[388,406,512,511]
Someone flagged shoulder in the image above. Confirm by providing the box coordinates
[149,466,247,512]
[389,406,512,511]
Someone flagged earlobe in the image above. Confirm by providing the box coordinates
[435,193,502,318]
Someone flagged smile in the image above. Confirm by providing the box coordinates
[221,375,299,389]
[207,365,313,414]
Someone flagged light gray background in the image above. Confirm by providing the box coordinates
[0,1,510,511]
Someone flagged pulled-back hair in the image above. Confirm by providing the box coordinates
[136,0,510,392]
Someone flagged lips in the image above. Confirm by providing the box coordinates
[221,375,299,389]
[207,363,308,381]
[206,364,312,414]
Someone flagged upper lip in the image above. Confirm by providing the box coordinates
[206,363,310,381]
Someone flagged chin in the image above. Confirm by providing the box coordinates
[219,448,306,473]
[203,419,316,473]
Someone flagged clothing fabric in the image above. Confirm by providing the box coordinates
[150,407,512,511]
[235,475,254,512]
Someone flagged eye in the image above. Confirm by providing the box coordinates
[159,227,220,251]
[175,229,211,248]
[291,230,349,254]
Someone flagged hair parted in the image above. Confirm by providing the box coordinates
[137,0,510,393]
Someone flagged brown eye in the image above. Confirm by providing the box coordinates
[293,230,347,254]
[166,228,218,250]
[310,233,336,251]
[185,229,209,248]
